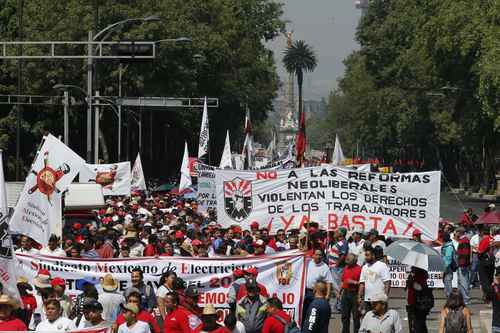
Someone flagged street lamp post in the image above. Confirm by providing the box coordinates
[87,15,160,162]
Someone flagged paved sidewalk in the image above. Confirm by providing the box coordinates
[329,287,489,332]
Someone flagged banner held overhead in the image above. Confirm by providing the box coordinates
[215,166,441,239]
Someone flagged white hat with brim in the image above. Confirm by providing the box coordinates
[368,293,388,303]
[33,274,51,289]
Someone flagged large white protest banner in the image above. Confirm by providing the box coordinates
[10,135,85,245]
[15,251,306,322]
[197,163,217,213]
[79,162,131,196]
[215,166,441,239]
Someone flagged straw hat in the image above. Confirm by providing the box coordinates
[0,295,19,309]
[202,304,217,316]
[124,231,138,239]
[101,274,119,292]
[17,276,32,290]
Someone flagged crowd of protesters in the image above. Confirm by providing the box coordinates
[2,190,498,332]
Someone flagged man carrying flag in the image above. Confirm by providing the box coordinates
[296,106,306,167]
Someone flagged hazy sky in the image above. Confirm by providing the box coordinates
[267,0,361,100]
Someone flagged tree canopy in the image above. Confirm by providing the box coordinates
[0,0,286,179]
[314,0,499,191]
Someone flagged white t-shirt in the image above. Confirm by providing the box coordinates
[349,240,366,265]
[305,260,334,289]
[156,285,173,298]
[360,260,390,301]
[117,320,151,333]
[36,316,76,331]
[40,247,67,257]
[15,247,39,255]
[371,240,386,250]
[470,234,480,252]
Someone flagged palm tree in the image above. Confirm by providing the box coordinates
[282,40,318,120]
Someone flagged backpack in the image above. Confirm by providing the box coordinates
[444,307,466,333]
[272,314,300,333]
[415,286,434,313]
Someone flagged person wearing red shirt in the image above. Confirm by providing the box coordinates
[163,292,191,333]
[339,253,361,333]
[0,294,27,331]
[236,268,269,302]
[115,291,160,333]
[194,304,230,333]
[478,227,494,302]
[262,297,292,333]
[143,235,158,257]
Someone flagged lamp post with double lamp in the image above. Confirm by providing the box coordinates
[117,37,192,161]
[86,15,160,162]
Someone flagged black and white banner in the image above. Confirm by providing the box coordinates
[215,166,441,239]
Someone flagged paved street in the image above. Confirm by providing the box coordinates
[329,287,489,332]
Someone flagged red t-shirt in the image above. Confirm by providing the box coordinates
[116,310,160,333]
[0,317,28,331]
[341,264,362,291]
[164,307,191,333]
[478,235,493,254]
[262,310,290,333]
[143,244,157,257]
[236,283,269,301]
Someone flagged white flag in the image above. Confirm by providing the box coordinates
[241,108,254,169]
[198,97,209,160]
[131,153,147,191]
[79,162,131,196]
[0,150,21,302]
[10,134,85,246]
[219,131,233,169]
[332,134,345,166]
[179,142,192,192]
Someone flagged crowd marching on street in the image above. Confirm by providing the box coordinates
[0,188,495,333]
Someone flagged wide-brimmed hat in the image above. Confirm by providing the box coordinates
[33,270,51,289]
[202,304,217,316]
[17,276,32,290]
[0,295,19,309]
[101,274,119,292]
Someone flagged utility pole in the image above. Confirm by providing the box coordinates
[94,90,100,163]
[15,0,23,180]
[63,91,69,145]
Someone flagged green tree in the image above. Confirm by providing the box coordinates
[282,40,317,119]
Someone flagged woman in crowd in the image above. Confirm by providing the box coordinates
[157,271,178,319]
[438,290,473,333]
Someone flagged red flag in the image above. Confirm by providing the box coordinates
[296,110,306,166]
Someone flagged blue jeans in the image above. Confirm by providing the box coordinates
[443,271,453,297]
[457,266,470,304]
[471,253,479,286]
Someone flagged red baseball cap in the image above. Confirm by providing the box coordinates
[38,269,50,277]
[175,231,185,239]
[51,277,66,287]
[233,268,244,278]
[191,239,203,246]
[232,226,242,233]
[245,267,258,277]
[73,223,81,230]
[412,229,422,237]
[250,222,259,229]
